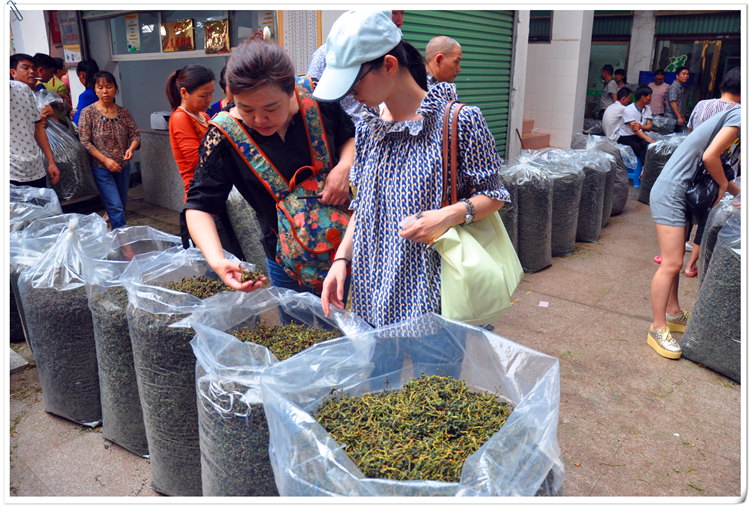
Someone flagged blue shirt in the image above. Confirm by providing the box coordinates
[74,88,98,125]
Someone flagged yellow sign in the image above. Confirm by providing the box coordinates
[204,19,230,54]
[160,19,195,53]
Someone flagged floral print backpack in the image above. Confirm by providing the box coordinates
[210,75,350,292]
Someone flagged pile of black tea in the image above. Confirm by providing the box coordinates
[497,174,518,253]
[638,140,681,205]
[314,373,513,483]
[600,158,616,228]
[511,172,553,273]
[545,167,584,257]
[225,188,269,276]
[90,286,149,456]
[576,164,607,243]
[697,198,739,287]
[197,376,279,496]
[232,322,341,361]
[167,275,233,299]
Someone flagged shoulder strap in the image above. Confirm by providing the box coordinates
[295,75,333,173]
[441,100,466,207]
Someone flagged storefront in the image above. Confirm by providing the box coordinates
[585,11,633,117]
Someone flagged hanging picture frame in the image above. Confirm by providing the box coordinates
[205,19,230,54]
[161,19,195,52]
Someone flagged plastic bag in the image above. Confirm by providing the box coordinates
[572,134,630,217]
[119,247,244,496]
[576,153,611,243]
[582,118,604,136]
[524,149,585,257]
[650,115,677,135]
[185,288,372,496]
[681,215,741,382]
[82,226,182,457]
[260,312,565,496]
[41,118,100,204]
[499,156,552,273]
[698,194,740,287]
[225,186,268,275]
[34,88,66,112]
[638,134,688,205]
[10,213,107,350]
[17,216,110,426]
[497,173,518,253]
[9,184,62,232]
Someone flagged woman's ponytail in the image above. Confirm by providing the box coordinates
[165,64,215,112]
[165,71,181,111]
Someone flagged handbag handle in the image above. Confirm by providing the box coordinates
[441,100,466,208]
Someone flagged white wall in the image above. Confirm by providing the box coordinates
[10,10,49,56]
[321,10,347,43]
[523,10,594,148]
[627,11,657,86]
[506,11,529,164]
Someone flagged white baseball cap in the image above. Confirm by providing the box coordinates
[312,10,402,102]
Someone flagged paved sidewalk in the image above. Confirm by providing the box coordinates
[8,186,741,498]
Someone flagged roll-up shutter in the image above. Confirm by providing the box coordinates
[401,10,515,157]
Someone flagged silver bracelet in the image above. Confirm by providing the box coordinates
[460,198,475,226]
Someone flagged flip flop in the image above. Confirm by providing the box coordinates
[654,255,661,264]
[685,267,698,277]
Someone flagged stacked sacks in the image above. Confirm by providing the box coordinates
[10,214,108,348]
[499,157,552,273]
[225,186,268,276]
[576,152,611,243]
[82,227,182,457]
[638,134,688,205]
[17,216,110,426]
[582,118,604,136]
[650,115,677,135]
[698,194,740,287]
[186,288,372,496]
[681,215,741,383]
[524,149,585,257]
[571,134,630,217]
[497,173,518,253]
[119,248,245,496]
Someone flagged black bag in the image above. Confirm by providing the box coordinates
[685,160,735,223]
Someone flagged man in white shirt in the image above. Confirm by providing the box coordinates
[601,87,632,142]
[617,85,655,164]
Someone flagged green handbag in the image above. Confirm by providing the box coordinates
[432,101,523,326]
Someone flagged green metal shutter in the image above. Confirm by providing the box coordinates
[592,16,633,36]
[656,12,741,35]
[401,10,514,157]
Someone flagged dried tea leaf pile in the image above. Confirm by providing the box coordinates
[497,173,518,253]
[600,157,616,228]
[545,167,584,257]
[638,139,681,205]
[232,322,341,361]
[576,163,607,243]
[697,198,739,287]
[314,374,513,483]
[225,187,268,276]
[167,275,233,298]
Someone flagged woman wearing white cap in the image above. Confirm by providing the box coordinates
[184,30,355,297]
[317,10,510,328]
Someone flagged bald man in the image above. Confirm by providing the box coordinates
[425,36,462,89]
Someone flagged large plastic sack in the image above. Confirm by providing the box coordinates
[698,194,740,287]
[497,173,518,253]
[582,118,603,136]
[34,88,66,112]
[17,216,110,426]
[119,247,244,496]
[225,186,268,276]
[81,227,182,457]
[576,153,611,243]
[638,134,688,205]
[681,215,741,383]
[185,288,372,496]
[524,149,584,257]
[10,214,108,348]
[260,312,565,496]
[41,118,100,204]
[651,115,677,135]
[9,184,62,232]
[499,156,552,273]
[572,134,630,217]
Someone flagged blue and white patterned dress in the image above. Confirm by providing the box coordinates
[349,82,510,327]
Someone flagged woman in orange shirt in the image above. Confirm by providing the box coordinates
[166,64,243,257]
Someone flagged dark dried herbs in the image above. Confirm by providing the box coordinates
[314,373,513,483]
[498,174,518,253]
[231,323,341,361]
[600,158,616,228]
[576,164,607,243]
[90,286,149,456]
[546,168,584,257]
[20,284,102,425]
[225,188,269,276]
[697,198,739,287]
[638,140,681,205]
[167,275,232,299]
[197,375,279,496]
[240,269,265,284]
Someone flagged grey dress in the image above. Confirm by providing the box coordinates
[650,108,740,227]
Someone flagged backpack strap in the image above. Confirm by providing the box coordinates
[294,75,333,175]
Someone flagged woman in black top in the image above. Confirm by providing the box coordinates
[185,30,355,293]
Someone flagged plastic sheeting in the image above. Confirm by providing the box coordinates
[499,157,552,273]
[185,288,372,496]
[681,215,741,383]
[225,186,268,275]
[698,194,741,288]
[82,227,182,457]
[17,216,110,426]
[497,173,518,253]
[638,134,688,205]
[9,184,62,232]
[582,118,604,136]
[119,247,244,496]
[571,134,630,217]
[260,312,565,496]
[41,118,100,204]
[650,115,677,135]
[576,153,612,243]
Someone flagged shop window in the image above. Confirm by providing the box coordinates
[228,11,264,47]
[110,12,161,54]
[529,11,552,43]
[161,10,225,51]
[585,41,629,117]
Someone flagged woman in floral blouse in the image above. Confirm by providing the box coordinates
[78,71,140,256]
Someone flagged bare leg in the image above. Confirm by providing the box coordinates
[651,224,686,329]
[684,244,700,275]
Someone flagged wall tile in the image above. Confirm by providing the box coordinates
[552,110,574,128]
[527,43,537,60]
[535,43,555,60]
[534,58,551,80]
[555,58,579,78]
[551,11,584,40]
[555,40,581,60]
[535,93,555,112]
[534,110,553,130]
[533,77,548,95]
[549,128,572,148]
[553,94,576,113]
[553,76,578,96]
